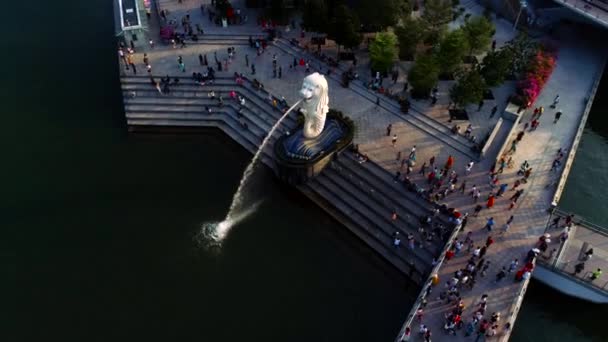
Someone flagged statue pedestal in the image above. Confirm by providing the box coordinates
[274,113,354,185]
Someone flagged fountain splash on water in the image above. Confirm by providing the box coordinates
[202,99,302,244]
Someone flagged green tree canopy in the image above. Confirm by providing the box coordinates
[328,5,362,51]
[421,0,452,42]
[449,69,487,107]
[481,48,514,86]
[462,16,495,55]
[436,28,469,74]
[408,54,440,98]
[354,0,401,31]
[503,33,539,76]
[395,17,425,61]
[301,0,328,33]
[369,32,398,73]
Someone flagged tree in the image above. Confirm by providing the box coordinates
[421,0,453,42]
[395,17,425,61]
[408,54,440,98]
[302,0,328,33]
[462,16,495,55]
[436,29,469,75]
[449,69,487,107]
[481,48,514,86]
[328,5,362,52]
[369,32,398,73]
[503,33,539,76]
[354,0,401,31]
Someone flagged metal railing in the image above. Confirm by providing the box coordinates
[393,224,462,342]
[539,208,608,295]
[552,58,606,204]
[556,0,608,24]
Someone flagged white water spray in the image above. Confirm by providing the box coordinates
[202,99,302,243]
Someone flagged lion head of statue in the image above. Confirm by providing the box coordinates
[300,72,329,139]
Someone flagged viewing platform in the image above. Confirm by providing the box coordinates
[116,0,608,340]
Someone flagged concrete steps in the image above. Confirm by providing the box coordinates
[332,155,446,255]
[319,167,436,264]
[306,175,431,276]
[120,75,298,127]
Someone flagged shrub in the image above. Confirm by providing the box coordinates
[513,47,557,106]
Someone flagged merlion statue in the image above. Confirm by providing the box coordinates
[300,72,329,139]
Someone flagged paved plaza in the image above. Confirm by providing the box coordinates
[121,0,608,340]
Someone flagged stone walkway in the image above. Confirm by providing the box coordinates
[123,1,608,340]
[399,24,607,341]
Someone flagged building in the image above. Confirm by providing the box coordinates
[114,0,151,48]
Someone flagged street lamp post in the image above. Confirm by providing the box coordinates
[513,0,528,31]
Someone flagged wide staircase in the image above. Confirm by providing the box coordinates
[120,74,452,283]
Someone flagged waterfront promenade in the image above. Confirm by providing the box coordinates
[119,0,608,340]
[395,25,607,341]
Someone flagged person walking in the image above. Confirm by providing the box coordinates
[495,267,507,282]
[590,268,602,281]
[510,189,524,203]
[386,124,392,136]
[485,217,495,232]
[552,94,560,108]
[392,134,397,147]
[459,181,467,193]
[245,54,249,67]
[486,194,495,209]
[485,236,494,248]
[479,246,488,260]
[419,162,427,175]
[554,111,563,123]
[199,54,204,65]
[393,231,401,248]
[278,66,282,79]
[376,96,381,107]
[251,63,256,75]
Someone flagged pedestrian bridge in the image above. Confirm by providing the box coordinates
[395,209,608,341]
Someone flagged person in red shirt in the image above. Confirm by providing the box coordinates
[446,249,455,260]
[486,236,494,247]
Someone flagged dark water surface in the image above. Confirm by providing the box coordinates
[8,0,608,341]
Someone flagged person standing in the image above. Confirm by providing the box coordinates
[199,54,203,65]
[392,134,397,147]
[386,124,392,136]
[278,66,282,79]
[490,105,498,117]
[251,63,256,75]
